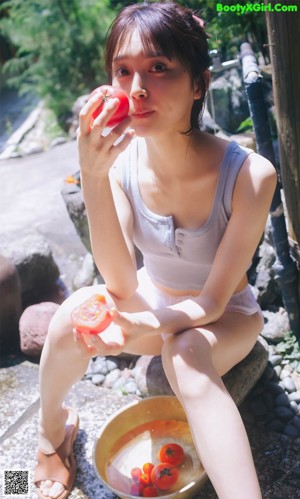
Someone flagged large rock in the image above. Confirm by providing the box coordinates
[1,234,63,307]
[222,336,269,405]
[134,336,269,406]
[61,177,144,274]
[19,301,59,357]
[61,174,93,255]
[0,255,22,355]
[208,68,249,134]
[255,236,282,309]
[134,355,174,397]
[72,252,97,290]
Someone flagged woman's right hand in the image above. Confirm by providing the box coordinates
[73,321,125,359]
[77,91,134,179]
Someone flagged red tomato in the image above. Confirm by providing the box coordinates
[158,443,185,466]
[90,85,129,126]
[131,467,142,483]
[140,473,152,487]
[142,463,154,476]
[71,294,114,335]
[130,482,144,496]
[142,485,158,497]
[150,463,179,490]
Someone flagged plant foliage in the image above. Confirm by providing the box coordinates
[0,0,269,125]
[0,0,114,123]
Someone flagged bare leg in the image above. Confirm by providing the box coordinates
[37,284,162,499]
[162,311,263,499]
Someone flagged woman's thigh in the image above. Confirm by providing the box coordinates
[163,310,263,377]
[194,311,264,376]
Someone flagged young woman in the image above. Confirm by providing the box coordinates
[34,2,276,498]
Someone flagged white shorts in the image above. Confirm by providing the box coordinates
[136,267,262,316]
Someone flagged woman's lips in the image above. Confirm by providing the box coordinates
[132,111,154,119]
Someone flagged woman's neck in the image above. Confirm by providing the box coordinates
[143,130,205,178]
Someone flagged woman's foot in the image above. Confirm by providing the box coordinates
[35,407,79,499]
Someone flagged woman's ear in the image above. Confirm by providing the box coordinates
[203,69,211,90]
[193,69,211,100]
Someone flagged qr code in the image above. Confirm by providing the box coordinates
[3,470,29,496]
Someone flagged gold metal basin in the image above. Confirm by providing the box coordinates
[93,396,207,499]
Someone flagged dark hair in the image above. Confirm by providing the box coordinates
[105,1,211,132]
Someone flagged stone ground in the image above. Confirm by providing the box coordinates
[0,139,86,293]
[1,358,300,499]
[1,101,300,498]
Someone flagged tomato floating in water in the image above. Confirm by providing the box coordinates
[142,463,155,476]
[89,85,129,127]
[158,443,185,466]
[130,482,144,497]
[142,485,158,497]
[139,473,152,487]
[131,467,142,483]
[150,463,179,490]
[71,294,114,335]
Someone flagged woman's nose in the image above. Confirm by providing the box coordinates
[130,74,148,99]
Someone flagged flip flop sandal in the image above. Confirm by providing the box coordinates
[34,407,79,499]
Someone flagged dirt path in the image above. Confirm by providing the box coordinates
[0,140,87,289]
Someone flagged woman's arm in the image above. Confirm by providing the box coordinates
[78,92,137,299]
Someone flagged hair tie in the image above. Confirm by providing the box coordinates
[192,15,204,28]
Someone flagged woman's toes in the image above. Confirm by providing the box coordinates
[39,480,51,494]
[48,481,65,498]
[38,480,65,498]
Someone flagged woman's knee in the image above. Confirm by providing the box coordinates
[47,284,107,347]
[162,329,215,397]
[164,329,212,363]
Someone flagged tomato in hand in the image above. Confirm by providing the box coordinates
[71,294,114,335]
[89,85,129,127]
[158,443,185,466]
[142,485,158,497]
[150,463,179,490]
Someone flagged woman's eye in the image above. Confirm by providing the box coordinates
[151,63,166,73]
[115,67,129,77]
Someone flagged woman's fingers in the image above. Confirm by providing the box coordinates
[73,327,125,358]
[79,94,122,137]
[78,92,104,136]
[73,330,97,358]
[78,93,133,149]
[112,310,131,329]
[92,97,120,129]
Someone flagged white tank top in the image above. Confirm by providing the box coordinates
[120,138,252,290]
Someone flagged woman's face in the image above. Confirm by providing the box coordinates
[111,29,201,137]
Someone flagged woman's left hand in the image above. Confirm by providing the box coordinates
[113,309,160,344]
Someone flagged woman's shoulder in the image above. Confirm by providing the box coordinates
[206,133,277,185]
[241,148,277,184]
[233,147,277,204]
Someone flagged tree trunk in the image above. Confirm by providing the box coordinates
[265,9,300,263]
